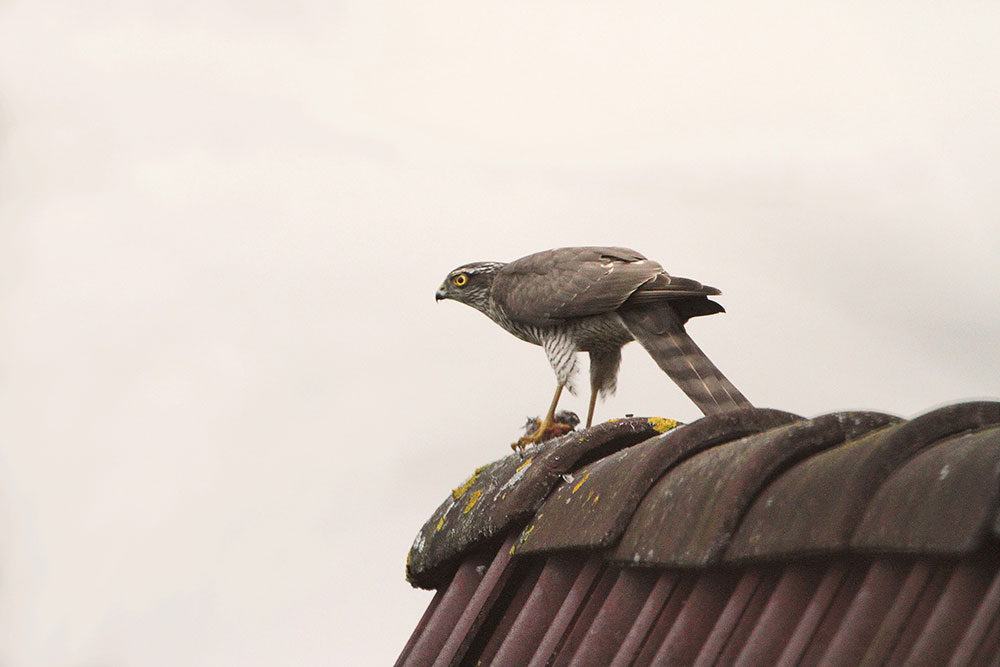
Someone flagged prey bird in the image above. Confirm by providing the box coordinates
[435,247,751,449]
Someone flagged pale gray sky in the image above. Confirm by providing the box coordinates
[1,2,998,665]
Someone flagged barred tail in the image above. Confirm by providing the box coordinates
[619,305,752,415]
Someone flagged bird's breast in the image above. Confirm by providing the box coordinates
[489,308,633,351]
[489,309,546,346]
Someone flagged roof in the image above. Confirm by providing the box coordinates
[398,401,1000,665]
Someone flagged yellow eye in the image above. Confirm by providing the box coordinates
[452,274,468,286]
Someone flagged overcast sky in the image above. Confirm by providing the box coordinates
[1,2,998,665]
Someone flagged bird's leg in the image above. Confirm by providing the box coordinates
[513,384,565,450]
[586,348,619,431]
[586,389,598,429]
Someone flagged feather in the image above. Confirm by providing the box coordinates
[618,305,751,415]
[492,247,663,325]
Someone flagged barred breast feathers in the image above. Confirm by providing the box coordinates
[542,331,579,392]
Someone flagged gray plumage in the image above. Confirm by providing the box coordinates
[436,246,751,433]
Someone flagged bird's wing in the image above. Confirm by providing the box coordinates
[492,247,720,325]
[621,272,722,306]
[491,247,663,326]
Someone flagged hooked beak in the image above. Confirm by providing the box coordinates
[435,286,447,302]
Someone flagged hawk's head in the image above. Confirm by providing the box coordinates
[435,261,504,312]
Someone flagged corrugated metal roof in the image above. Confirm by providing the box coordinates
[398,401,1000,666]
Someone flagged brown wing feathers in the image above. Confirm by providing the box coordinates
[493,247,664,325]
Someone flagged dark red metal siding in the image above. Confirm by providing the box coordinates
[397,536,1000,667]
[652,569,744,665]
[491,555,584,665]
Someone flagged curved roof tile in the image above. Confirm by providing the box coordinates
[406,416,670,587]
[728,401,1000,562]
[852,425,1000,554]
[615,411,898,567]
[407,401,1000,589]
[513,408,801,557]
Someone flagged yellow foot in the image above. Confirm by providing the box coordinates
[512,422,549,451]
[512,412,578,451]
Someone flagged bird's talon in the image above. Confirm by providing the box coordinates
[512,436,537,451]
[515,421,549,450]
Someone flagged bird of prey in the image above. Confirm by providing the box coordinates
[435,246,751,449]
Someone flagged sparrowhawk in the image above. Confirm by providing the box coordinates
[435,246,751,449]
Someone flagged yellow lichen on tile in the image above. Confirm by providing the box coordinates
[572,471,591,494]
[452,471,480,500]
[463,489,483,514]
[436,516,445,532]
[649,417,678,433]
[516,456,534,473]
